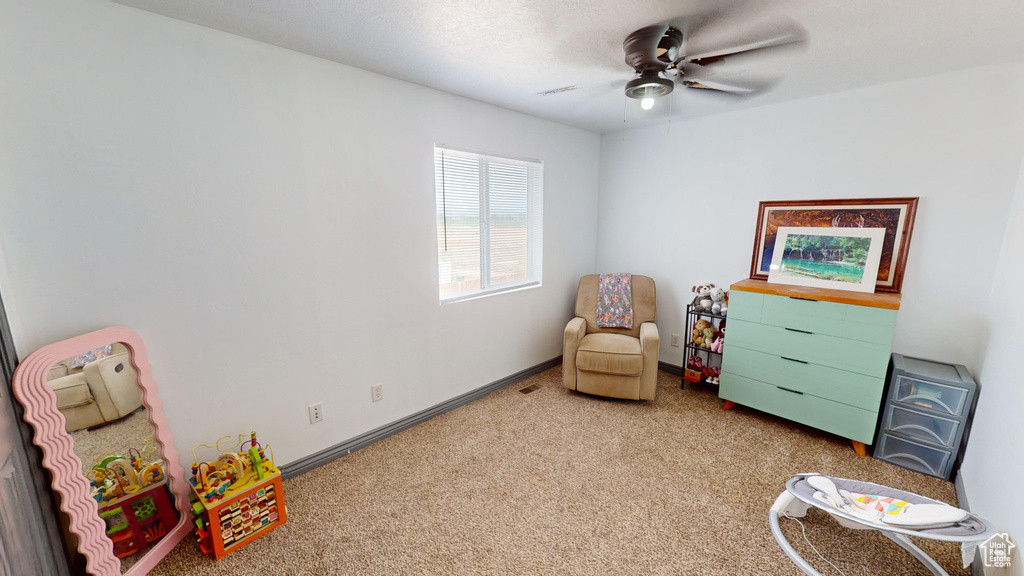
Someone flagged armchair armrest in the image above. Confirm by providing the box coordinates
[638,321,660,400]
[639,321,659,354]
[563,317,586,390]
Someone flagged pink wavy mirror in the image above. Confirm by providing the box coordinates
[12,327,191,575]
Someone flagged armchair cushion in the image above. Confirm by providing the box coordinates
[577,334,643,376]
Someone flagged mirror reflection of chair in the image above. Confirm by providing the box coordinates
[563,274,659,400]
[46,343,143,432]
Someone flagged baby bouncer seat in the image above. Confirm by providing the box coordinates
[770,473,993,576]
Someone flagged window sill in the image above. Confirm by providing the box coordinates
[440,281,541,305]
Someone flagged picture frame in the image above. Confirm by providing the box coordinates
[767,227,886,293]
[748,198,918,293]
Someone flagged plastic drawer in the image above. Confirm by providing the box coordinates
[884,405,959,448]
[875,434,952,478]
[892,375,968,417]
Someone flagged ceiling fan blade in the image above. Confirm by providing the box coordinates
[678,62,777,92]
[681,79,751,95]
[681,17,806,66]
[681,76,776,96]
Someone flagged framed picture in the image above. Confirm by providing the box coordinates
[767,227,885,293]
[748,198,918,293]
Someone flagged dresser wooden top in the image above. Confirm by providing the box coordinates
[729,278,902,310]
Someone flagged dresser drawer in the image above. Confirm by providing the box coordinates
[883,405,960,448]
[719,372,879,443]
[892,375,969,417]
[726,319,891,377]
[874,433,952,478]
[727,290,764,322]
[758,293,898,345]
[721,346,885,411]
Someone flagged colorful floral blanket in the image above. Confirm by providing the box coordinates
[597,273,633,328]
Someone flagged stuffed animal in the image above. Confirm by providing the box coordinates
[691,283,716,313]
[704,366,721,385]
[684,355,703,383]
[692,318,714,348]
[710,287,728,316]
[710,337,724,354]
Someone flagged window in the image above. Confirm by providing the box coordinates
[434,146,543,303]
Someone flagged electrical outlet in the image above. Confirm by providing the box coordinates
[670,334,680,347]
[371,383,384,402]
[308,402,323,424]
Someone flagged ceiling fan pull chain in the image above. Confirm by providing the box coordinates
[668,90,674,133]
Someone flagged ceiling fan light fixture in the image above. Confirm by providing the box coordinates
[624,73,673,100]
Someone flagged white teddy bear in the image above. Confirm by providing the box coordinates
[710,286,728,316]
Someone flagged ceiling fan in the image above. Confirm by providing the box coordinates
[622,14,807,109]
[542,11,807,111]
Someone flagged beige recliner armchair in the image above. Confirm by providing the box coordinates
[563,274,659,400]
[46,344,142,432]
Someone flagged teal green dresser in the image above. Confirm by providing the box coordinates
[719,279,901,455]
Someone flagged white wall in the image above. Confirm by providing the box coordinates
[961,153,1024,575]
[598,63,1024,374]
[0,0,600,466]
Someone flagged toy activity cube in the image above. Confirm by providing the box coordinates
[188,431,287,559]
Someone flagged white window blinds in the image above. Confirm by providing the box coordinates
[435,146,543,303]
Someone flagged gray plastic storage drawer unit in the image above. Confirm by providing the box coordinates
[873,353,979,480]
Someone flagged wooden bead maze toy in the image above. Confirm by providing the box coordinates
[188,431,287,559]
[89,449,178,559]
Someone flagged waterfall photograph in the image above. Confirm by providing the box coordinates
[779,233,872,283]
[767,227,886,293]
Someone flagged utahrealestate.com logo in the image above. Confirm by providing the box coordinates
[980,533,1015,569]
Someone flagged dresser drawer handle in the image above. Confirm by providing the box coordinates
[785,327,813,335]
[780,356,808,365]
[777,386,804,395]
[789,296,818,302]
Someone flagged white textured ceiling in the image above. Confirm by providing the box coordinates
[113,0,1024,134]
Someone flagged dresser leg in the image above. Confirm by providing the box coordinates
[722,401,735,411]
[852,441,866,457]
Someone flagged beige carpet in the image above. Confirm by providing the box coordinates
[69,408,160,477]
[148,368,967,575]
